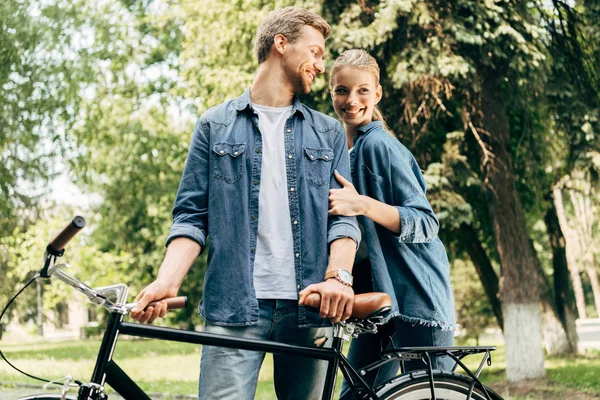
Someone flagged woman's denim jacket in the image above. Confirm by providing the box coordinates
[166,89,361,327]
[351,121,455,331]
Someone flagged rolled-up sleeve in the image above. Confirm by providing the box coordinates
[368,136,439,243]
[327,125,361,246]
[392,151,439,243]
[396,196,439,242]
[166,118,210,252]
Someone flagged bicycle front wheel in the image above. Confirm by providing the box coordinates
[376,370,503,400]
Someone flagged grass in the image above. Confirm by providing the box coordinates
[545,350,600,393]
[1,337,599,399]
[0,339,201,397]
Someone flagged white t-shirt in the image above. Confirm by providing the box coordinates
[251,103,297,299]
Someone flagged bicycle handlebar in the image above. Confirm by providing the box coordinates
[145,297,188,311]
[48,216,86,253]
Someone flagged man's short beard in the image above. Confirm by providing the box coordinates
[282,58,310,95]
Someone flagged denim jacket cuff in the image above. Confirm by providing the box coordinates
[396,206,415,242]
[328,221,361,249]
[166,223,206,253]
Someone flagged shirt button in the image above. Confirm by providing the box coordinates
[289,187,295,192]
[220,150,225,154]
[297,285,300,289]
[288,154,293,159]
[250,248,255,253]
[295,253,300,258]
[324,155,329,160]
[234,151,239,156]
[293,220,298,225]
[256,149,261,154]
[251,216,256,221]
[287,129,292,133]
[310,155,315,160]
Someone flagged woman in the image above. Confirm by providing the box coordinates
[328,49,456,398]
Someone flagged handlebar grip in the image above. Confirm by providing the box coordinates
[48,216,86,253]
[147,296,188,310]
[304,293,321,309]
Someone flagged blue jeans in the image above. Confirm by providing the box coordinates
[198,299,332,400]
[339,318,455,399]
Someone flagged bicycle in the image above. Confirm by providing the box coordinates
[2,217,504,400]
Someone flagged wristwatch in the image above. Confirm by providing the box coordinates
[324,269,353,287]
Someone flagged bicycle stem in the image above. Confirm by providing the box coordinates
[47,263,130,314]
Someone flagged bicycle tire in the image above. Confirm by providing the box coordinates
[18,395,77,400]
[376,370,503,400]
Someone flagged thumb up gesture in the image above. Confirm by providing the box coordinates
[328,170,365,217]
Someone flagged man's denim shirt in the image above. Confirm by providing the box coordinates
[167,89,361,327]
[351,121,456,331]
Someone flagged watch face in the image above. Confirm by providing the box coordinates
[338,269,353,285]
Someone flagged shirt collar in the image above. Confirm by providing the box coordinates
[236,88,305,117]
[353,120,382,146]
[357,120,382,135]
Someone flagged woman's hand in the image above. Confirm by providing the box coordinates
[328,170,366,216]
[329,170,402,233]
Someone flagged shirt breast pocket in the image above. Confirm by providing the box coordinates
[304,147,334,187]
[363,164,385,201]
[213,143,246,183]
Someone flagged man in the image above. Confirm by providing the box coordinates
[130,7,360,399]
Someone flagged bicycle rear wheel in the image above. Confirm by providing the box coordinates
[376,370,503,400]
[18,395,77,399]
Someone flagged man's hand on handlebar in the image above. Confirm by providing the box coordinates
[298,279,354,324]
[130,280,178,324]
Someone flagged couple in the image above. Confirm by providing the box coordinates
[130,6,455,400]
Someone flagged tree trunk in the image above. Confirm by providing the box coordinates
[585,258,600,316]
[477,70,545,381]
[525,230,572,355]
[536,260,576,355]
[553,186,587,319]
[458,224,503,330]
[542,198,578,354]
[569,189,600,317]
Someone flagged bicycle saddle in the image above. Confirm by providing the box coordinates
[304,292,392,320]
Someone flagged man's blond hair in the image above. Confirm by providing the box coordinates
[254,7,331,64]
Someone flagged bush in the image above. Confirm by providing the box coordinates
[80,323,103,339]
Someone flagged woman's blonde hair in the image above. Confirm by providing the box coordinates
[329,49,393,135]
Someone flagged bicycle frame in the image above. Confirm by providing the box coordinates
[79,311,379,400]
[44,264,496,400]
[80,312,498,400]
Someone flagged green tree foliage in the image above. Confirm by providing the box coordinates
[0,215,133,330]
[545,0,600,168]
[0,0,95,230]
[64,0,208,327]
[451,259,496,345]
